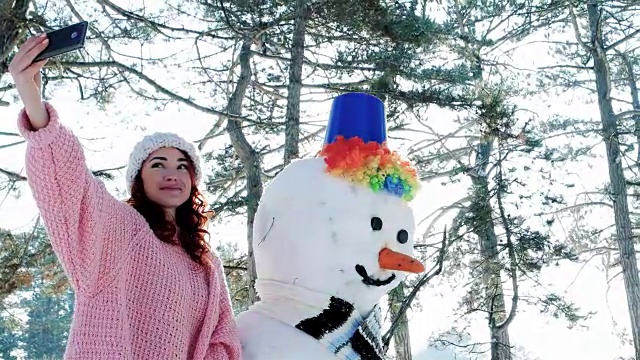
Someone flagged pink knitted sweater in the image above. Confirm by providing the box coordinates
[17,103,242,360]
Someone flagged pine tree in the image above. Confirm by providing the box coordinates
[0,314,21,360]
[531,1,640,356]
[20,285,73,359]
[403,1,590,358]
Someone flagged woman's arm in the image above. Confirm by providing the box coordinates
[18,103,140,294]
[205,256,242,360]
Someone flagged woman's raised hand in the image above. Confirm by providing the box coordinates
[8,34,50,129]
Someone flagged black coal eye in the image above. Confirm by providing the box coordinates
[371,217,383,231]
[397,230,408,244]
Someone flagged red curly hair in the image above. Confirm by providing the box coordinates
[125,152,212,266]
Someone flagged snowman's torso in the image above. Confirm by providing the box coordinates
[237,311,339,360]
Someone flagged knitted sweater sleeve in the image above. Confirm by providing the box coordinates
[205,257,242,360]
[18,103,137,294]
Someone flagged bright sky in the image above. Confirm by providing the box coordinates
[0,3,637,360]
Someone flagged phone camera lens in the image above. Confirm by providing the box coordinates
[71,32,78,39]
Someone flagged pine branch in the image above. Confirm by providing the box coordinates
[52,61,259,124]
[605,28,640,51]
[495,159,519,331]
[0,131,20,137]
[0,167,123,182]
[382,228,447,349]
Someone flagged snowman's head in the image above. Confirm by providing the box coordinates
[253,134,423,316]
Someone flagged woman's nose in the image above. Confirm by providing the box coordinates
[163,172,179,181]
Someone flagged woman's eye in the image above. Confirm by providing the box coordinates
[151,163,163,168]
[178,164,188,170]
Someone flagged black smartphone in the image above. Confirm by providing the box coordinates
[33,21,88,62]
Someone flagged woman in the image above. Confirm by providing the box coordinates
[9,34,242,359]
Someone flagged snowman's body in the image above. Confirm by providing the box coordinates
[237,311,337,360]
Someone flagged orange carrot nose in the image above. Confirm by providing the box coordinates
[379,248,425,273]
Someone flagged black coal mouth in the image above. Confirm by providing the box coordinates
[355,264,396,287]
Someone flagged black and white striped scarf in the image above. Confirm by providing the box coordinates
[252,280,386,360]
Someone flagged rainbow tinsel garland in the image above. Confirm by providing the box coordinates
[319,136,420,201]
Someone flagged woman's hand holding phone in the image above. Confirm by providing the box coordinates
[8,34,50,130]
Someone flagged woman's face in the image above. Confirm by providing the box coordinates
[140,147,193,212]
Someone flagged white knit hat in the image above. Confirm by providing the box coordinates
[125,132,202,193]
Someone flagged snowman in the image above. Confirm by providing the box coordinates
[236,92,424,360]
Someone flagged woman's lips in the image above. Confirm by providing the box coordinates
[160,186,182,192]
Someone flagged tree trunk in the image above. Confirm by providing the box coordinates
[387,282,412,360]
[283,0,307,165]
[450,2,516,352]
[469,139,512,360]
[618,53,640,169]
[586,2,640,357]
[0,0,29,75]
[225,38,262,305]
